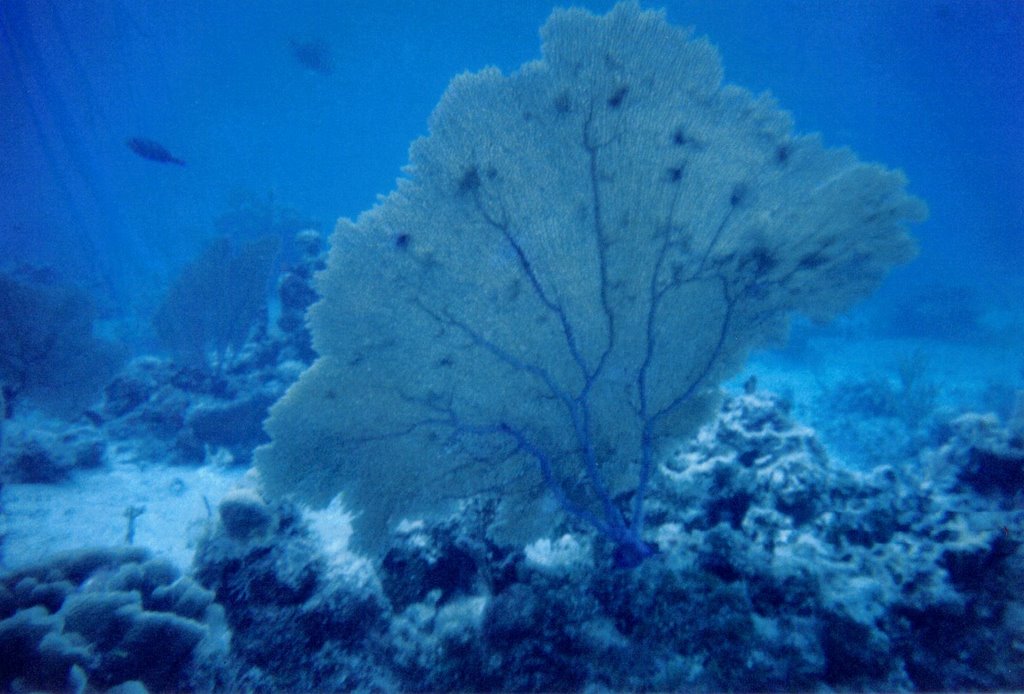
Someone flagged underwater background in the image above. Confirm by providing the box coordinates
[1,1,1022,691]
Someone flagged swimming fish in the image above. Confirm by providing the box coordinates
[289,38,334,75]
[126,137,185,166]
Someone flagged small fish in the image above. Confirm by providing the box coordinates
[126,137,185,166]
[289,38,334,75]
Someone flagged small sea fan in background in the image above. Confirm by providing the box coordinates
[0,272,124,416]
[153,236,279,371]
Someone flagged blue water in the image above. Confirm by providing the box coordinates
[3,0,1021,330]
[1,2,1022,691]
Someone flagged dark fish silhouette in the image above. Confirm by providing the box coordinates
[126,137,185,166]
[289,38,333,75]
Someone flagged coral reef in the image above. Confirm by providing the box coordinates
[192,392,1021,691]
[0,229,324,480]
[6,388,1017,690]
[0,419,104,483]
[0,216,1015,691]
[192,493,390,691]
[0,546,226,692]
